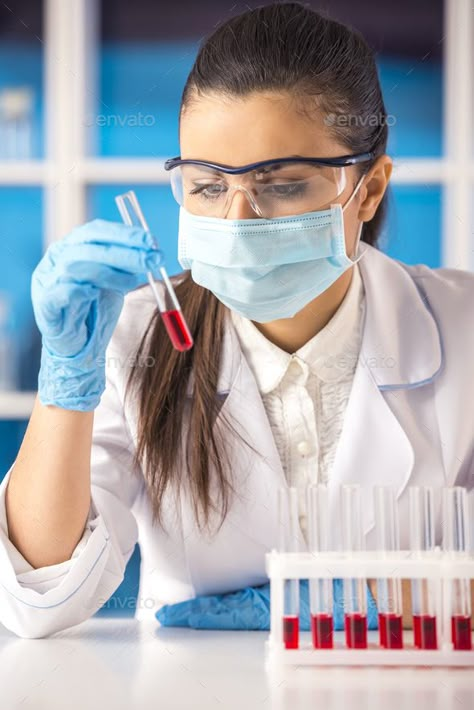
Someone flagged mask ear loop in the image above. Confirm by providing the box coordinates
[341,171,367,263]
[349,221,364,262]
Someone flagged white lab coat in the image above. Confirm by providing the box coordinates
[0,242,473,638]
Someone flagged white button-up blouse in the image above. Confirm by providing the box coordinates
[229,265,366,541]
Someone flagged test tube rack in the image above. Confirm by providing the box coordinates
[265,548,474,666]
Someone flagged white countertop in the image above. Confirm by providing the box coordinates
[0,618,473,710]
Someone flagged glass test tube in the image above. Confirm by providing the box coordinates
[278,486,300,649]
[115,190,193,352]
[374,486,403,649]
[409,486,438,649]
[342,484,368,649]
[307,484,333,648]
[442,486,472,650]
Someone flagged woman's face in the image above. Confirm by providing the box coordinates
[179,90,392,257]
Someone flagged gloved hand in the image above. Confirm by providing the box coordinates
[31,218,163,411]
[155,578,378,630]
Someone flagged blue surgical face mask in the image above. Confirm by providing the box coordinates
[177,177,365,323]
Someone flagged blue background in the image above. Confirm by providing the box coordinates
[0,39,443,616]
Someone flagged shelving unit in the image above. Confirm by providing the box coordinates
[0,392,36,420]
[1,0,474,420]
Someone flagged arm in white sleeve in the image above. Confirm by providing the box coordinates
[0,347,143,639]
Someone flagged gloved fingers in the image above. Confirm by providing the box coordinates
[160,592,230,623]
[33,284,126,359]
[188,606,262,630]
[156,602,241,631]
[331,578,379,631]
[366,581,379,630]
[188,588,270,630]
[332,578,345,630]
[299,578,311,631]
[156,587,271,631]
[39,301,94,358]
[31,280,94,343]
[34,241,164,289]
[213,585,270,630]
[64,219,159,252]
[155,593,232,628]
[248,586,272,630]
[92,290,131,351]
[31,245,162,346]
[31,279,100,341]
[156,599,196,627]
[40,292,123,361]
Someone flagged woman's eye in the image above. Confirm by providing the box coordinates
[263,182,308,199]
[189,183,226,200]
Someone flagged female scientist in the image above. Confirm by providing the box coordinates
[1,2,473,639]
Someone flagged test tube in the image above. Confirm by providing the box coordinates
[307,484,333,648]
[341,484,368,649]
[442,486,472,650]
[409,486,438,649]
[278,486,300,649]
[374,486,403,649]
[115,190,193,352]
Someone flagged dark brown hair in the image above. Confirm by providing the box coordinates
[125,2,390,535]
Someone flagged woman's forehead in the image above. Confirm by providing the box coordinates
[179,92,341,164]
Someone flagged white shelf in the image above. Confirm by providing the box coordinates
[0,161,49,185]
[78,158,170,183]
[0,391,36,419]
[1,158,473,188]
[390,159,454,183]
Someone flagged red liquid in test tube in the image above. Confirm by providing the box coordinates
[161,309,193,351]
[410,487,438,651]
[115,190,193,353]
[311,613,333,649]
[451,615,472,651]
[283,615,299,649]
[341,486,368,650]
[307,486,334,650]
[344,612,368,649]
[413,614,437,649]
[442,487,473,652]
[278,488,301,650]
[374,486,404,650]
[378,612,403,649]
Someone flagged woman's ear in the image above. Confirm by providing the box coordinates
[357,155,392,222]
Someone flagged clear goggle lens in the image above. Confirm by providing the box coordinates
[169,161,347,218]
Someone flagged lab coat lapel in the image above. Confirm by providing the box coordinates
[328,244,443,551]
[327,361,414,551]
[355,243,443,389]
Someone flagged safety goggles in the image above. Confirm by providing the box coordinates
[164,152,374,219]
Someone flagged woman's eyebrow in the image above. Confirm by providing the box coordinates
[254,156,310,172]
[190,155,309,176]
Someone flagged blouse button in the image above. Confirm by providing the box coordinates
[296,440,311,455]
[288,359,300,374]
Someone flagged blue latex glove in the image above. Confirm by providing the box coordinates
[156,578,378,631]
[31,218,163,411]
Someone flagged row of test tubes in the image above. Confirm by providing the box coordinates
[276,484,473,654]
